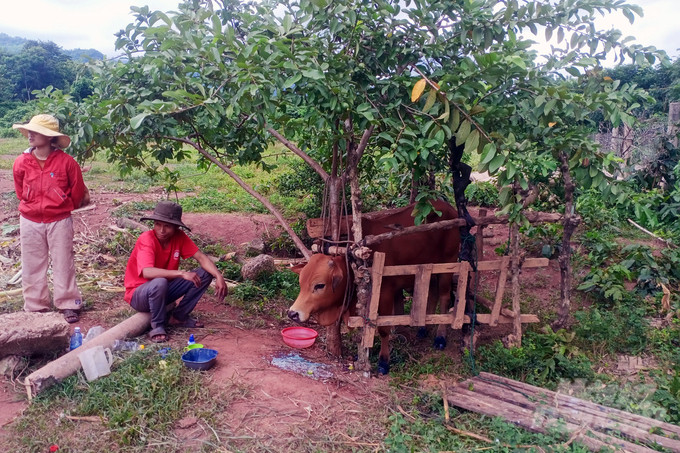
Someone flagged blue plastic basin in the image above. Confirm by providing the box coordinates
[181,348,218,371]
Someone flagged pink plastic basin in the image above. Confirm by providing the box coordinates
[281,327,318,349]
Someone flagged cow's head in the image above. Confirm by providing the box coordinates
[288,254,348,326]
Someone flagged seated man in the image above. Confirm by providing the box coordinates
[124,201,227,342]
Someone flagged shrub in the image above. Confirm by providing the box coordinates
[465,181,499,207]
[574,303,648,355]
[476,329,594,389]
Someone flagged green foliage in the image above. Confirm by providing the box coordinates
[465,181,499,207]
[0,101,36,138]
[276,160,325,219]
[654,370,680,424]
[34,0,667,241]
[264,219,312,257]
[215,260,242,281]
[521,223,563,258]
[1,40,76,102]
[179,188,267,214]
[574,304,648,355]
[384,411,593,453]
[576,189,621,231]
[477,329,595,389]
[12,347,216,449]
[230,269,299,303]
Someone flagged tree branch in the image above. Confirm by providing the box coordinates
[361,212,564,247]
[266,127,330,181]
[163,136,312,259]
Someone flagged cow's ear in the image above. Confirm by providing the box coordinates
[332,274,342,292]
[290,263,306,275]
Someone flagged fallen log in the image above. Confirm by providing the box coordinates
[0,312,70,359]
[116,217,150,232]
[478,372,680,438]
[24,312,151,399]
[448,386,657,453]
[464,378,680,451]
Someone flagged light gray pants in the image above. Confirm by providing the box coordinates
[129,267,213,329]
[20,215,82,312]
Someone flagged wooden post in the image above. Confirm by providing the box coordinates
[669,102,680,148]
[507,223,522,347]
[410,264,433,327]
[475,209,487,262]
[452,262,470,329]
[362,252,385,347]
[490,256,510,327]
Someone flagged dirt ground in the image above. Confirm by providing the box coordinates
[0,169,563,450]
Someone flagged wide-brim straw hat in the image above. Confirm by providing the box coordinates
[12,114,71,149]
[140,201,191,231]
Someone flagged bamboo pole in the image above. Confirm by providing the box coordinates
[24,312,151,399]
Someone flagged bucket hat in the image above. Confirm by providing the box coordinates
[12,114,71,149]
[140,201,190,231]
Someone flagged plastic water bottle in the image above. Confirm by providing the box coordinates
[187,334,195,346]
[112,340,143,351]
[69,327,83,351]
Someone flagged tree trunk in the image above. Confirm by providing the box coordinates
[347,126,374,373]
[669,102,680,148]
[554,152,578,329]
[325,146,342,357]
[173,137,312,259]
[506,222,522,348]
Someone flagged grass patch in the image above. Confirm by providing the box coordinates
[8,347,224,452]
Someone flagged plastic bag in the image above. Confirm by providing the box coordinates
[82,326,106,344]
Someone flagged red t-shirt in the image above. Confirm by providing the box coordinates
[124,230,200,303]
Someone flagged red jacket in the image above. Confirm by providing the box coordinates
[13,149,86,224]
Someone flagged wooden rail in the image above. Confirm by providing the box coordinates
[349,253,547,348]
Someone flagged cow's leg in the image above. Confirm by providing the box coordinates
[419,276,438,341]
[377,325,391,375]
[377,282,397,375]
[434,274,453,350]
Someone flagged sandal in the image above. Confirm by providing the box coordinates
[63,309,80,324]
[149,326,168,343]
[170,317,204,328]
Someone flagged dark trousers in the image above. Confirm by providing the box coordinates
[130,267,213,329]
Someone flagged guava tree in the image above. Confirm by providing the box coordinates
[38,0,666,360]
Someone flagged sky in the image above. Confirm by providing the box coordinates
[0,0,677,62]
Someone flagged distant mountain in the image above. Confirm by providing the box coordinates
[0,33,103,62]
[0,33,25,53]
[63,48,105,62]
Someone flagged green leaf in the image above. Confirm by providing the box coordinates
[301,69,324,80]
[456,120,471,146]
[565,67,580,77]
[544,99,557,116]
[437,98,450,121]
[450,109,460,133]
[423,89,437,112]
[464,130,480,154]
[557,27,564,44]
[509,56,526,70]
[130,113,149,130]
[480,143,497,164]
[212,14,222,35]
[284,73,302,88]
[472,27,484,46]
[283,14,293,34]
[489,153,505,173]
[469,105,485,115]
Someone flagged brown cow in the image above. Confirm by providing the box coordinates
[288,199,461,374]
